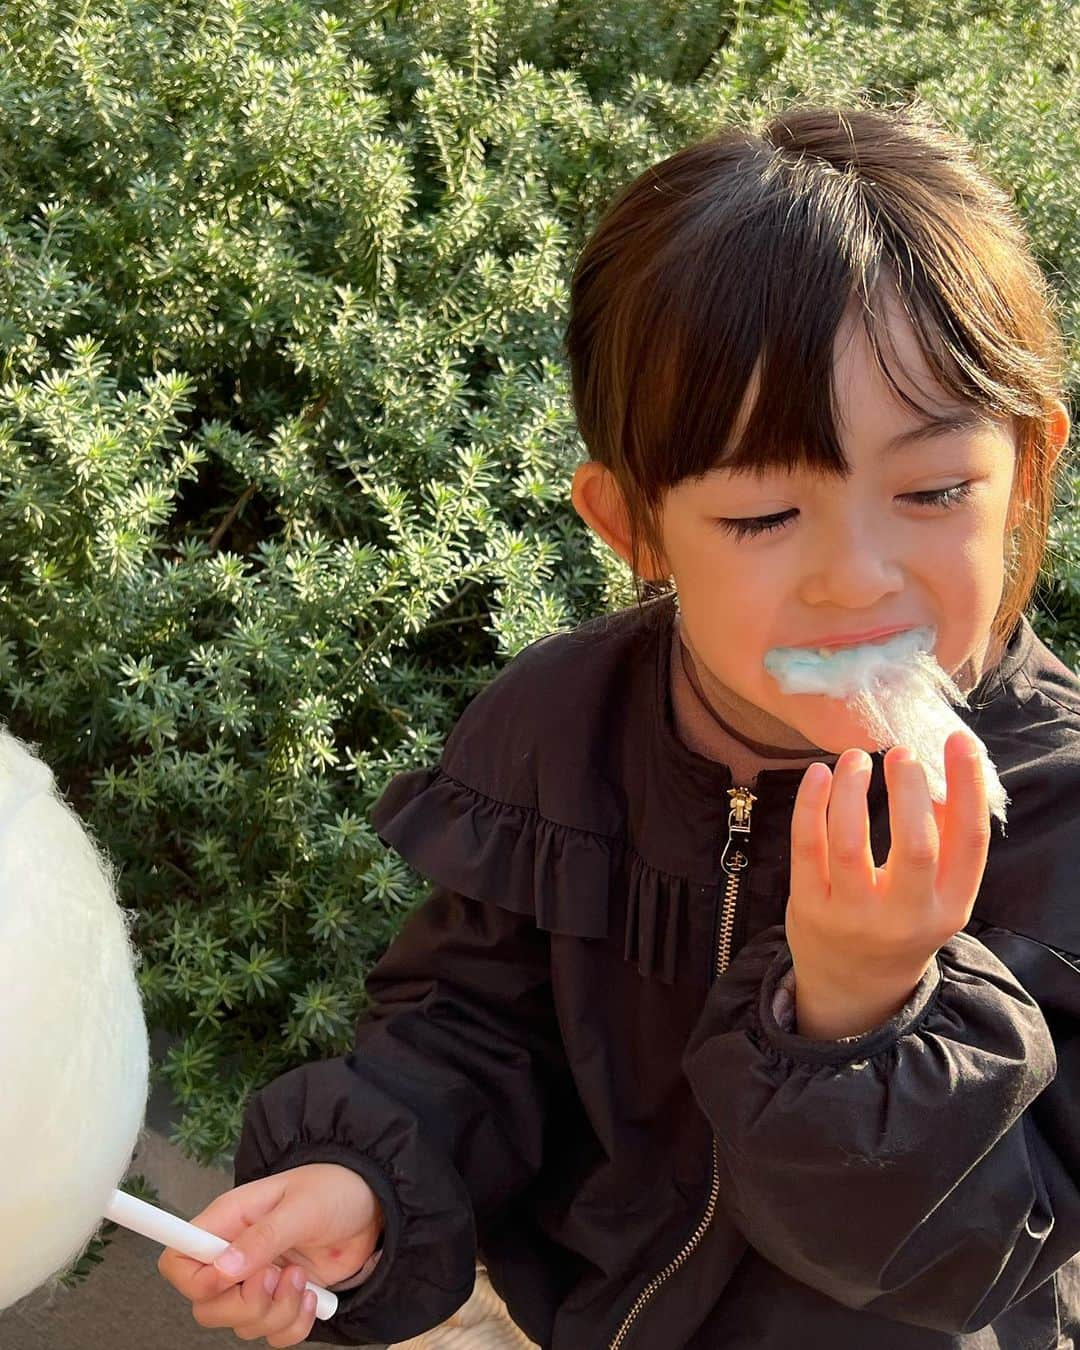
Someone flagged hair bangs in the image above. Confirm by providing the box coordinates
[626,241,1020,500]
[565,101,1070,644]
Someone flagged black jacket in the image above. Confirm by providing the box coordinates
[233,594,1080,1348]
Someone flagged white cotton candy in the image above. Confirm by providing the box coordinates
[763,627,1009,829]
[0,729,149,1311]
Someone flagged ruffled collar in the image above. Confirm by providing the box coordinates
[372,592,1046,989]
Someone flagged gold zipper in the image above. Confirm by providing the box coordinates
[607,786,756,1350]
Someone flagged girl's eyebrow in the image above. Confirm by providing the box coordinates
[883,410,995,452]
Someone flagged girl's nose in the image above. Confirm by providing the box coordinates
[801,518,905,608]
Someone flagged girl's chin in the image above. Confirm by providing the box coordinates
[780,700,888,756]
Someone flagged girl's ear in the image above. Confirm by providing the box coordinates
[1006,400,1071,531]
[1045,399,1071,471]
[571,461,671,580]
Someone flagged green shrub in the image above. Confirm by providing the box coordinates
[0,0,1075,1205]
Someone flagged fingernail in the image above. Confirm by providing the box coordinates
[214,1248,245,1276]
[291,1268,308,1292]
[264,1268,281,1296]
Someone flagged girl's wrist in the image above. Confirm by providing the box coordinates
[791,962,931,1040]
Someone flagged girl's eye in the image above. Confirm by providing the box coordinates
[714,482,976,541]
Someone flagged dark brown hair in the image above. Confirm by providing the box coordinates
[563,98,1071,653]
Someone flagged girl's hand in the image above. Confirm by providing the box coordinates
[784,729,991,1039]
[157,1164,383,1347]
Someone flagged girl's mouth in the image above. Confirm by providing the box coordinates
[800,627,914,655]
[762,626,937,696]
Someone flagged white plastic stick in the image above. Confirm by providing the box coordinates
[103,1189,339,1321]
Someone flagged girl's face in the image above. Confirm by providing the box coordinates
[574,293,1068,755]
[661,299,1020,754]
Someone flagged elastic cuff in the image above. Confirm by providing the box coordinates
[756,944,944,1066]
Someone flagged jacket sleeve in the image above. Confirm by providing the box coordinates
[231,880,567,1346]
[681,920,1080,1334]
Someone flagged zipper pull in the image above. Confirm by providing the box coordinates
[720,786,755,875]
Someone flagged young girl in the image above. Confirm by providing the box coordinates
[159,100,1079,1349]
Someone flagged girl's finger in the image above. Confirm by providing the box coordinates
[232,1264,306,1342]
[883,747,939,889]
[190,1268,278,1332]
[825,751,876,898]
[790,761,832,901]
[937,731,991,913]
[267,1289,319,1348]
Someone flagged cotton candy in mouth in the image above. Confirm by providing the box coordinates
[763,626,936,698]
[762,625,1010,828]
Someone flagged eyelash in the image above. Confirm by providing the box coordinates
[715,482,976,541]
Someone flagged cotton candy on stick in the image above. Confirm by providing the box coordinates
[0,727,151,1311]
[0,729,338,1320]
[763,626,1009,829]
